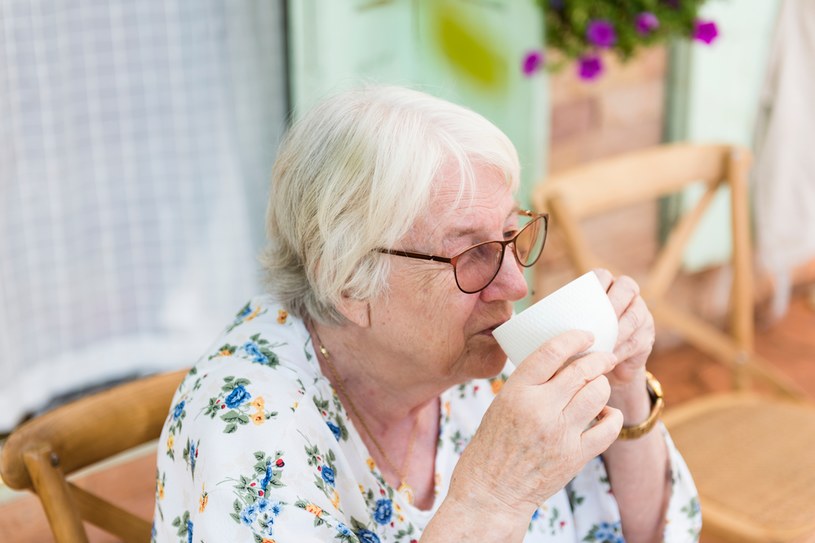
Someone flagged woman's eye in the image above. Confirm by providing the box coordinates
[503,230,519,240]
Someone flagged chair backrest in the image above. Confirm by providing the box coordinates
[532,143,800,397]
[0,369,187,543]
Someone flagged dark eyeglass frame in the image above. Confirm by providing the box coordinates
[376,210,549,294]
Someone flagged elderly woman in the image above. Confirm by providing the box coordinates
[153,86,700,542]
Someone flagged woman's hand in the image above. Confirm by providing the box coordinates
[444,330,624,526]
[593,269,656,422]
[593,269,655,386]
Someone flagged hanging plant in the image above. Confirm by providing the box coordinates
[523,0,719,81]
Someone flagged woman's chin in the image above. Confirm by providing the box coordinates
[468,343,509,380]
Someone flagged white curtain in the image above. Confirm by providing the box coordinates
[753,0,815,317]
[0,0,287,431]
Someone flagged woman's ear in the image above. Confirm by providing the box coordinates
[336,294,371,328]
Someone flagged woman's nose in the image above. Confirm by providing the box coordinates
[481,245,529,302]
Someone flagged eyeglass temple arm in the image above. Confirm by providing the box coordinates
[376,248,454,264]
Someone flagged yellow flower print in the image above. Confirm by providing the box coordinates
[157,482,165,500]
[366,457,376,471]
[245,306,261,322]
[490,377,505,395]
[252,412,265,425]
[166,434,175,451]
[398,514,405,522]
[331,489,341,509]
[218,348,232,357]
[276,309,288,324]
[305,503,323,517]
[261,539,276,543]
[199,488,209,512]
[358,484,366,494]
[291,401,299,410]
[444,401,451,418]
[251,397,265,410]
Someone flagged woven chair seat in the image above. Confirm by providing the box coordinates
[666,394,815,542]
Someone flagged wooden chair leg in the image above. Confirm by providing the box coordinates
[23,445,89,543]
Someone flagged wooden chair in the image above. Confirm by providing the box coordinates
[0,369,187,543]
[533,143,815,543]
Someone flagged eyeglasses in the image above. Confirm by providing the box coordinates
[377,210,548,294]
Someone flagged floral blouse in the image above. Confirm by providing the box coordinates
[152,295,702,543]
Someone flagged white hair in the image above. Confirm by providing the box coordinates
[261,85,520,324]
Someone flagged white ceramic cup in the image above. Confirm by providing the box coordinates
[492,271,619,365]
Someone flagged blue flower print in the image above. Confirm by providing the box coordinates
[591,520,623,543]
[238,304,252,318]
[186,519,193,543]
[260,460,273,491]
[242,341,269,364]
[326,421,341,441]
[172,400,185,420]
[257,498,270,513]
[270,501,282,516]
[531,508,541,521]
[356,529,381,543]
[240,503,258,525]
[321,465,335,486]
[373,498,393,525]
[188,440,197,477]
[225,385,251,408]
[337,522,352,536]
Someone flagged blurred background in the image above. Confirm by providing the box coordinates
[1,0,813,541]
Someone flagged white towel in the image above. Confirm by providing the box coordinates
[753,0,815,317]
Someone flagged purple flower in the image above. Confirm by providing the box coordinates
[694,19,719,45]
[577,54,603,81]
[586,19,616,48]
[522,50,545,76]
[635,12,660,35]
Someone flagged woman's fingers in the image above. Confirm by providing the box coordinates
[549,351,617,406]
[580,406,624,459]
[509,329,596,387]
[606,274,640,319]
[614,296,655,358]
[563,372,612,425]
[592,267,614,292]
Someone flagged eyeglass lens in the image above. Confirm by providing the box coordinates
[455,215,545,293]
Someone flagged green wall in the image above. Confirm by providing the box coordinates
[287,0,547,208]
[665,0,780,271]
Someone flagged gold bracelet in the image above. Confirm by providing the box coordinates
[617,371,664,440]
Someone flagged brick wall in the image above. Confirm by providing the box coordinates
[535,48,669,304]
[548,47,667,174]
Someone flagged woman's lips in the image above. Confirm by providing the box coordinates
[480,319,511,336]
